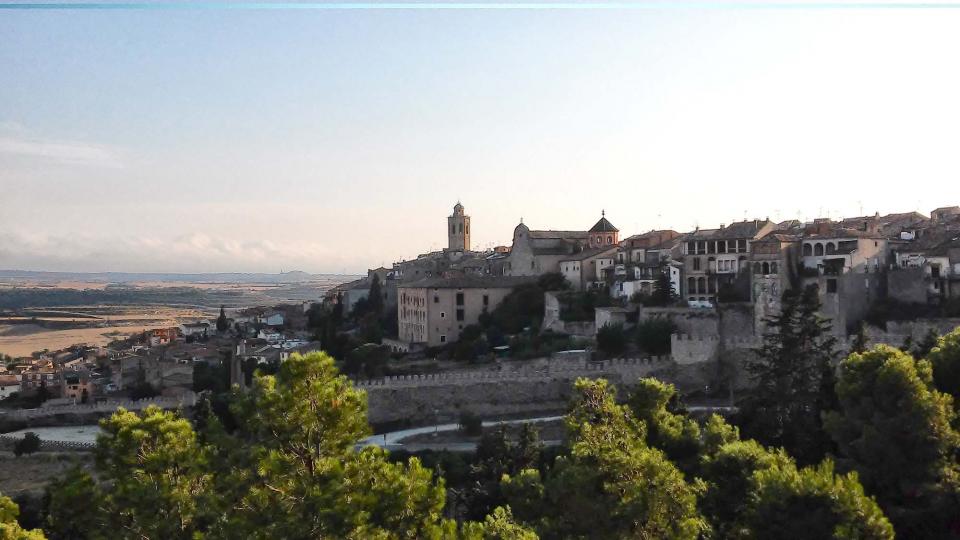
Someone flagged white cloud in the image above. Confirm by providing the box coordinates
[0,230,355,274]
[0,133,123,169]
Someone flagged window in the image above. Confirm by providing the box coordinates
[826,279,837,293]
[483,295,489,306]
[708,241,716,254]
[433,295,439,303]
[456,292,464,305]
[693,257,701,271]
[770,262,778,274]
[441,312,446,318]
[815,243,824,256]
[688,277,696,294]
[607,235,613,244]
[456,309,464,321]
[687,241,696,254]
[762,262,770,274]
[754,262,762,274]
[440,335,446,343]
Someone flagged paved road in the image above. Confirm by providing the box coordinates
[357,405,737,453]
[358,415,564,452]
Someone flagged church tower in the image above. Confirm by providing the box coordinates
[447,202,470,251]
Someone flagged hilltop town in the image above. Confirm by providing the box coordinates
[331,202,960,350]
[3,202,959,412]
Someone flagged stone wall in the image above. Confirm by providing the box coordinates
[670,334,760,365]
[0,434,95,452]
[1,393,197,422]
[636,306,719,335]
[862,319,960,349]
[358,356,718,426]
[888,268,928,304]
[360,357,661,425]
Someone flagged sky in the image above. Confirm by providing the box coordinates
[3,2,960,274]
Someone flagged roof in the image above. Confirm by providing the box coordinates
[754,232,801,243]
[803,228,884,240]
[560,246,619,262]
[589,216,619,233]
[529,230,589,240]
[621,230,680,249]
[398,275,538,289]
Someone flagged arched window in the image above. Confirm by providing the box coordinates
[458,223,463,234]
[803,243,813,256]
[826,242,836,254]
[607,235,613,244]
[814,243,824,256]
[762,262,770,275]
[770,262,778,274]
[688,277,696,294]
[754,262,762,274]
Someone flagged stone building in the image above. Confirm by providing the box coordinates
[748,233,801,331]
[799,220,891,333]
[559,246,619,291]
[681,219,776,305]
[504,213,618,278]
[889,228,960,304]
[397,275,536,346]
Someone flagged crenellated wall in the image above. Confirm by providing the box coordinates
[357,356,720,426]
[1,393,198,422]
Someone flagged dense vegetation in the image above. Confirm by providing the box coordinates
[5,284,960,538]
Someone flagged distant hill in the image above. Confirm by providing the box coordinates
[0,270,359,285]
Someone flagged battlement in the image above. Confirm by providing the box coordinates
[353,356,672,389]
[0,393,198,421]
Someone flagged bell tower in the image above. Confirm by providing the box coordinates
[447,201,470,251]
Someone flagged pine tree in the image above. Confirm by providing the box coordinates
[368,274,384,314]
[216,306,229,333]
[741,284,838,464]
[649,263,678,307]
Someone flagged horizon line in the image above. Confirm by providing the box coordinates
[6,1,960,9]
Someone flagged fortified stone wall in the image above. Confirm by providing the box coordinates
[0,393,198,422]
[888,268,928,304]
[355,357,716,425]
[863,319,960,350]
[0,434,96,452]
[359,356,719,425]
[636,307,719,335]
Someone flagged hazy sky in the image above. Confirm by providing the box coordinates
[3,3,960,273]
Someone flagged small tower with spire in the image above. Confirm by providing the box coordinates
[447,201,470,251]
[588,210,619,247]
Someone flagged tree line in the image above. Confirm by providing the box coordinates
[3,285,960,538]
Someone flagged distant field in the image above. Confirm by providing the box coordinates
[0,272,355,356]
[0,305,215,357]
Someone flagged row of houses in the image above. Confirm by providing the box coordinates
[371,202,960,347]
